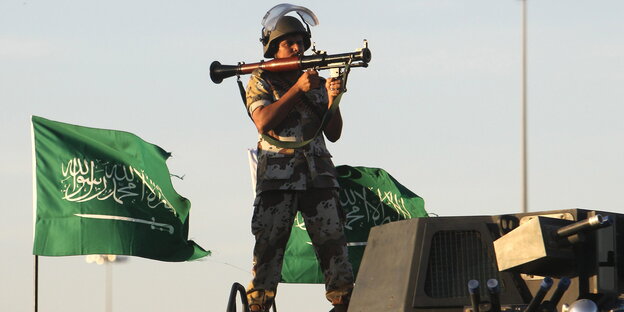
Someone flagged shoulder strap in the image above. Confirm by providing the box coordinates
[260,93,342,149]
[236,76,250,117]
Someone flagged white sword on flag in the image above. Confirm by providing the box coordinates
[74,214,174,234]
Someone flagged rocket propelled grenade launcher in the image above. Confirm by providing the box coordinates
[210,40,371,84]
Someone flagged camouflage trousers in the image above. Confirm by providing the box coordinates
[246,188,354,309]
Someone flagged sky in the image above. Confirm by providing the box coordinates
[1,0,623,311]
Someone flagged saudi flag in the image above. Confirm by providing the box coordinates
[31,116,209,261]
[281,165,427,283]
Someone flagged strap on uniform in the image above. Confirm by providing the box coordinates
[260,91,342,149]
[236,63,351,149]
[236,75,249,116]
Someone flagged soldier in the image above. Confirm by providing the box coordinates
[244,8,354,312]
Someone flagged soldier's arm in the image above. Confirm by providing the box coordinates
[324,107,342,142]
[252,70,321,134]
[323,77,343,142]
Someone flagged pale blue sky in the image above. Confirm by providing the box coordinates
[1,1,623,311]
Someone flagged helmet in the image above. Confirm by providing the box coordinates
[261,15,311,58]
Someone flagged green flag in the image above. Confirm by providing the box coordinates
[281,165,427,283]
[31,116,209,261]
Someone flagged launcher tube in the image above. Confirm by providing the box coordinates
[487,279,501,312]
[468,280,481,312]
[556,215,606,238]
[524,277,553,312]
[210,48,371,84]
[548,277,571,307]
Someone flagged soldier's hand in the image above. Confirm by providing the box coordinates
[326,77,343,99]
[295,70,320,93]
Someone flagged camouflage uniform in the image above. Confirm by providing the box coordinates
[245,68,354,310]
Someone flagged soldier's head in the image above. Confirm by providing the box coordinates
[261,15,311,59]
[273,33,306,59]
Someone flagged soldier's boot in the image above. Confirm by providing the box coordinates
[330,304,348,312]
[249,304,267,312]
[247,288,274,312]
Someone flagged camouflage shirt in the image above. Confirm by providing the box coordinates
[246,68,339,193]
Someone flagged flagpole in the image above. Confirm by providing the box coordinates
[34,255,38,312]
[31,118,39,312]
[106,261,112,312]
[521,0,529,213]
